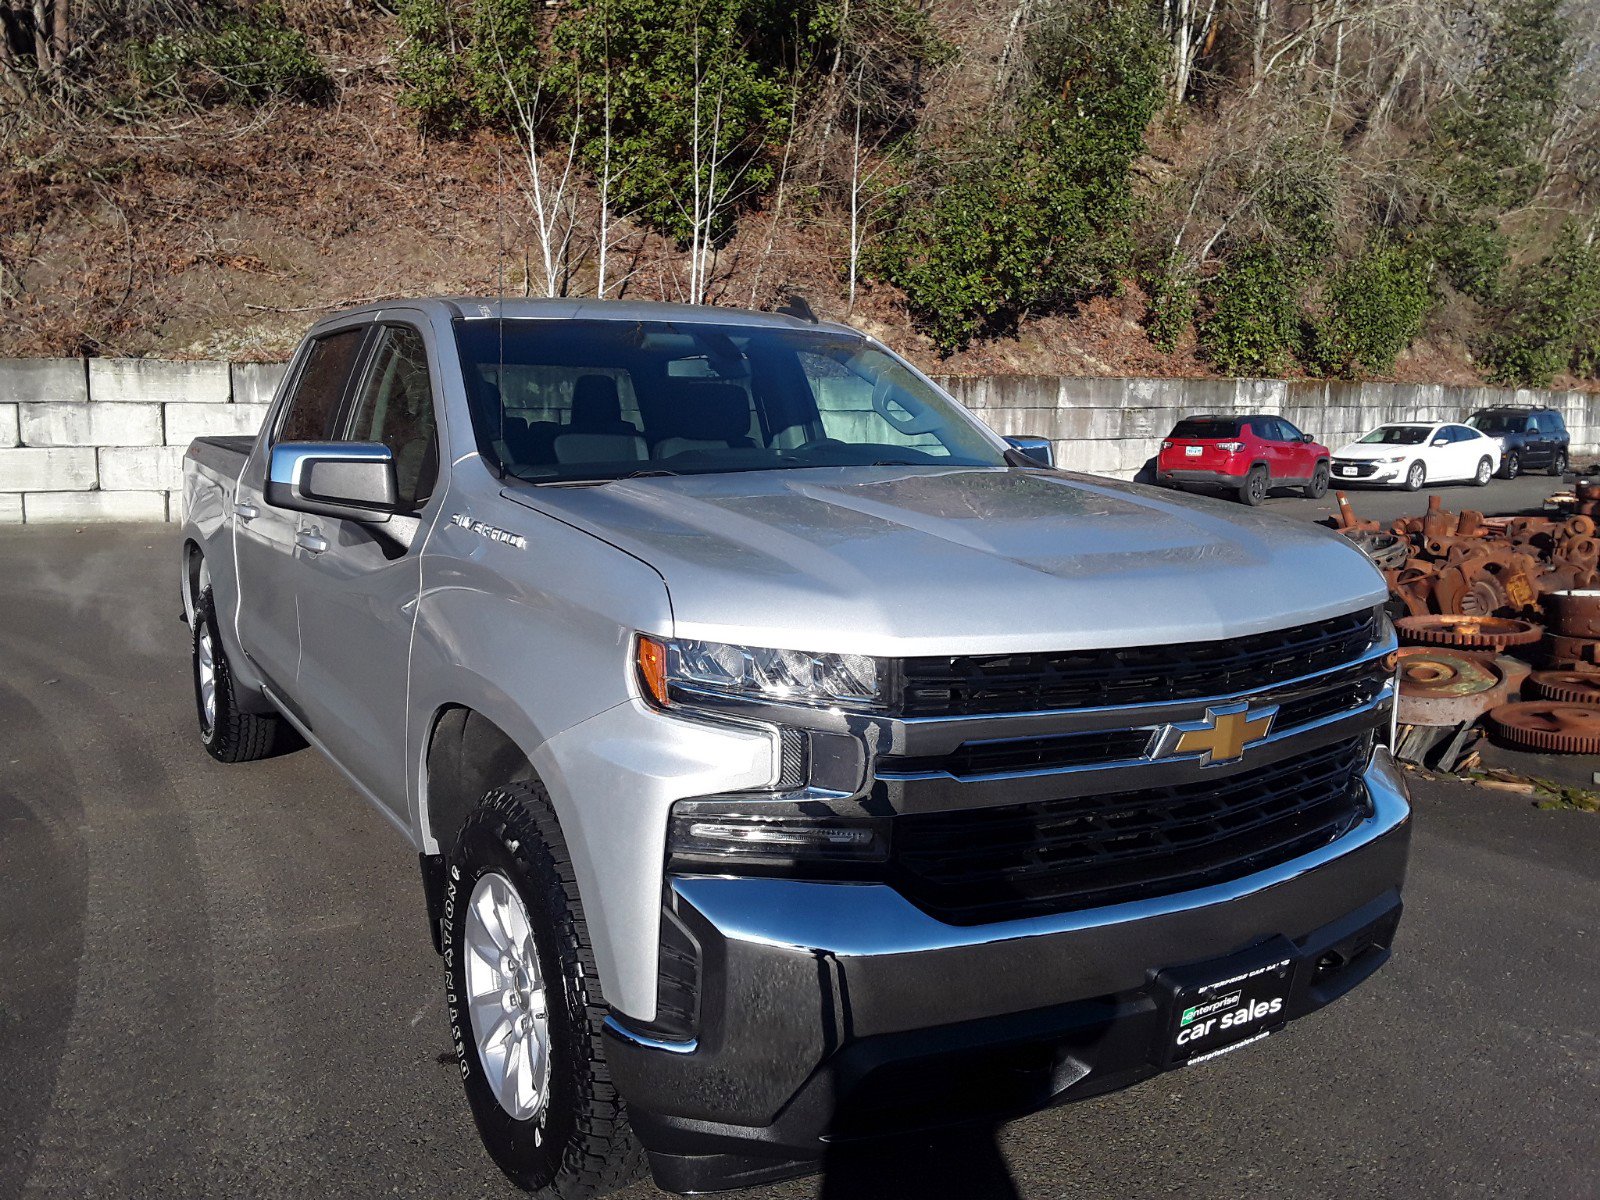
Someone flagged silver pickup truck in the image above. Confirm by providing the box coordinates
[179,298,1409,1197]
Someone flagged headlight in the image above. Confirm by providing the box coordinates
[636,635,886,711]
[1376,455,1407,464]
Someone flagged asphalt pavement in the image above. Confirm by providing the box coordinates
[2,518,1597,1200]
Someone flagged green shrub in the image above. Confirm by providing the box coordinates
[1312,240,1435,377]
[1482,222,1600,387]
[395,0,542,134]
[1432,219,1508,304]
[1197,245,1300,376]
[131,4,330,105]
[870,0,1164,351]
[549,0,803,244]
[1144,265,1194,353]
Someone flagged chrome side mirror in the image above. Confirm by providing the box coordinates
[1003,435,1055,468]
[266,441,396,524]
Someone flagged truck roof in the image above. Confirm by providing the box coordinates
[323,295,861,337]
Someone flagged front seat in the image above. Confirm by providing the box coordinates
[553,375,646,464]
[653,384,756,460]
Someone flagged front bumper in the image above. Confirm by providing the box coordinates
[606,748,1411,1193]
[1331,460,1402,485]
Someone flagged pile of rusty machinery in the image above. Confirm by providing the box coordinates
[1331,487,1600,766]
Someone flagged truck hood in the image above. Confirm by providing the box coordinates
[507,467,1386,656]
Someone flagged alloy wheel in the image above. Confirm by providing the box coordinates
[464,871,552,1123]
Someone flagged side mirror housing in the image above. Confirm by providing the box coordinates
[1431,437,1449,447]
[1003,435,1055,468]
[1301,433,1315,443]
[266,441,396,523]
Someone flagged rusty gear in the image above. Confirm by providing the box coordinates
[1545,633,1600,667]
[1528,670,1600,705]
[1394,648,1505,726]
[1396,614,1542,649]
[1489,702,1600,753]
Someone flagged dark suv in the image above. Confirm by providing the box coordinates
[1465,406,1570,479]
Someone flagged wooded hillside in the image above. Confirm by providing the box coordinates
[1,0,1596,384]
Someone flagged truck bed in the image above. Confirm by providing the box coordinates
[188,435,255,478]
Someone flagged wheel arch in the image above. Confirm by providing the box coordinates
[181,538,207,628]
[421,703,541,855]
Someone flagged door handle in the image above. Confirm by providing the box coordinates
[296,529,329,555]
[234,502,259,522]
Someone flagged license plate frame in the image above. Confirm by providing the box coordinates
[1155,938,1297,1068]
[1339,466,1358,476]
[1185,445,1203,457]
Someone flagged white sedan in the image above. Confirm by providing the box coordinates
[1330,422,1501,490]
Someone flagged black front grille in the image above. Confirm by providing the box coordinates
[884,728,1155,779]
[891,737,1370,925]
[898,609,1378,717]
[1275,662,1387,729]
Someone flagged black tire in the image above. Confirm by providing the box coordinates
[1549,448,1568,477]
[1500,451,1520,480]
[1238,466,1269,506]
[193,590,280,763]
[1473,456,1493,487]
[1403,461,1426,492]
[1304,461,1330,499]
[443,783,644,1198]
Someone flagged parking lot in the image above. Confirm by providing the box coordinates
[2,506,1598,1200]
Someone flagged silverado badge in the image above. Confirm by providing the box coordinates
[1159,703,1277,766]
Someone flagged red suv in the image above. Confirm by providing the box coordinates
[1156,414,1331,506]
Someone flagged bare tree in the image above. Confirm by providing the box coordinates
[505,78,584,298]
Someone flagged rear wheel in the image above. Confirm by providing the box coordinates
[443,783,644,1198]
[1238,466,1269,506]
[1474,456,1493,487]
[193,590,281,763]
[1304,461,1330,499]
[1500,451,1520,480]
[1403,461,1426,492]
[1550,448,1569,477]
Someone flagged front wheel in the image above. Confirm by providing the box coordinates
[1500,452,1520,480]
[1304,461,1330,499]
[1550,449,1568,477]
[193,590,281,762]
[443,783,643,1198]
[1474,456,1493,487]
[1238,466,1269,506]
[1403,461,1426,492]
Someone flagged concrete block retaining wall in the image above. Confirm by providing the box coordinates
[0,356,1594,523]
[937,376,1600,483]
[0,359,284,523]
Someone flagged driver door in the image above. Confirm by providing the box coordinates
[291,322,442,815]
[233,327,368,693]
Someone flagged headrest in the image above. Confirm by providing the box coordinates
[571,375,622,430]
[671,383,751,442]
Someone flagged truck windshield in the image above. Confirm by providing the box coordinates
[453,318,1006,483]
[1357,426,1430,445]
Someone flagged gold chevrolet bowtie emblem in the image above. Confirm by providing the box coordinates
[1172,704,1276,765]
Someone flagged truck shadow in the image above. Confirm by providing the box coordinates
[816,1125,1021,1200]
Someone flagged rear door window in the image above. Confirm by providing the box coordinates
[277,328,367,442]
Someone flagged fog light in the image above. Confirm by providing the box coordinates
[668,805,890,872]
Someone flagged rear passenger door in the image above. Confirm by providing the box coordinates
[291,321,442,816]
[1252,418,1294,482]
[235,326,367,693]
